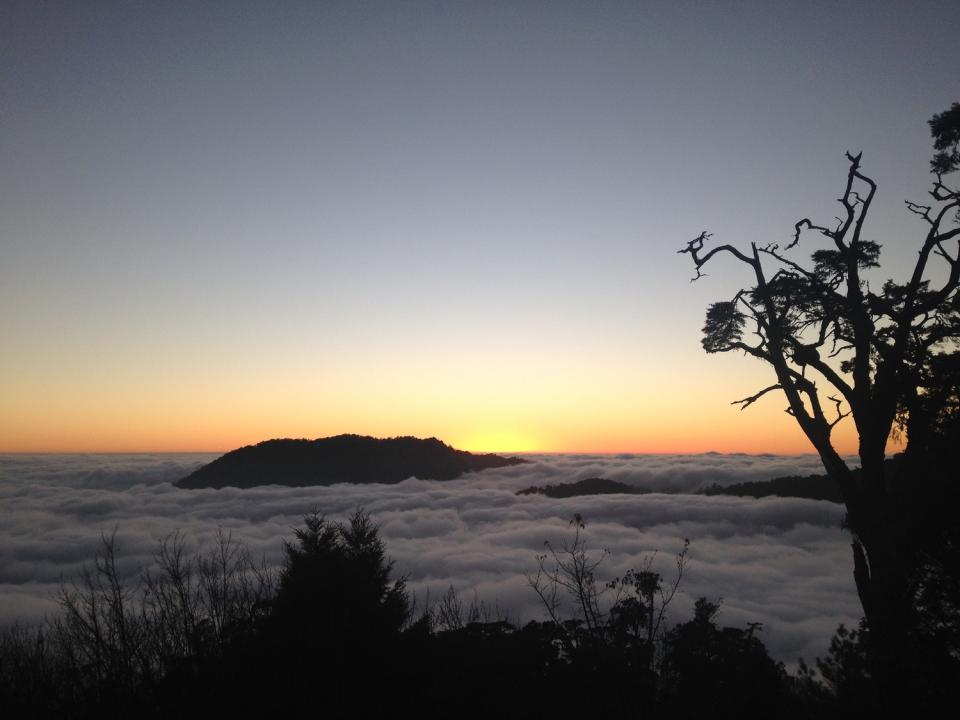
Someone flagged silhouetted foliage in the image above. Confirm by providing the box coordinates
[659,598,792,718]
[520,520,808,718]
[930,102,960,174]
[0,512,871,718]
[0,528,274,718]
[239,509,411,715]
[815,622,875,713]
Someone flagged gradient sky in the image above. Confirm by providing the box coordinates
[2,0,958,453]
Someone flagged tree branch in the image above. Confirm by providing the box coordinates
[679,231,757,280]
[731,384,782,410]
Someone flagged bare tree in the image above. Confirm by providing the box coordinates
[195,528,275,644]
[54,529,144,693]
[608,539,690,652]
[528,514,610,646]
[426,585,506,632]
[528,515,689,666]
[141,528,275,669]
[141,530,201,666]
[49,525,276,706]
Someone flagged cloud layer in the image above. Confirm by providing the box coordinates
[0,453,860,666]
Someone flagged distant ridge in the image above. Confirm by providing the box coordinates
[175,434,527,489]
[700,473,842,503]
[515,474,841,502]
[516,477,647,498]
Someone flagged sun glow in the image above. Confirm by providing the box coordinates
[454,430,541,454]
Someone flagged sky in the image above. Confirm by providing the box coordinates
[2,0,958,453]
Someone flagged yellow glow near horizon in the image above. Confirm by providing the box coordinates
[0,379,874,455]
[453,430,543,454]
[0,322,882,456]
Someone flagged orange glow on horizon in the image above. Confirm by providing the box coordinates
[453,430,543,454]
[0,411,883,457]
[0,339,892,457]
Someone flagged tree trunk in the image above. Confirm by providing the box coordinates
[840,458,917,712]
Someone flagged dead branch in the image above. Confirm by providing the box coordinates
[731,384,782,410]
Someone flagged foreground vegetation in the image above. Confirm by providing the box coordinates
[2,510,954,718]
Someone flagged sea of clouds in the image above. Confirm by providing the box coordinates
[0,452,861,667]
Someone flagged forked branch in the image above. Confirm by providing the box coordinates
[731,384,782,410]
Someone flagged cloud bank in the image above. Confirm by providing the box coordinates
[0,453,860,666]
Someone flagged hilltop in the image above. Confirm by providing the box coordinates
[176,434,526,489]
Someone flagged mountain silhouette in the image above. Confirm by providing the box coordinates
[176,434,527,489]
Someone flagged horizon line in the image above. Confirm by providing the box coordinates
[0,448,837,457]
